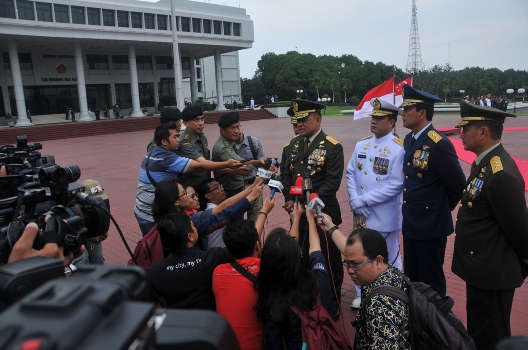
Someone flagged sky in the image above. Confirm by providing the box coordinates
[209,0,528,78]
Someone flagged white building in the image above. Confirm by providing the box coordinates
[0,0,253,125]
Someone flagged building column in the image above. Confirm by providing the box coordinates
[214,50,226,111]
[170,0,184,110]
[154,80,160,112]
[129,44,144,118]
[1,85,11,116]
[74,42,91,121]
[8,39,31,126]
[190,57,197,104]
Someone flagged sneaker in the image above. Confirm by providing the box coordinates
[351,296,361,309]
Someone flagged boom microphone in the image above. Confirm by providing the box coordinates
[268,175,283,200]
[290,177,303,205]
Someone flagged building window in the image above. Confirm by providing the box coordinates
[181,57,190,71]
[233,23,241,36]
[115,83,131,109]
[196,67,201,79]
[71,6,85,24]
[18,52,32,70]
[117,10,128,27]
[192,18,201,33]
[197,81,202,93]
[203,19,211,34]
[112,55,129,70]
[87,8,100,25]
[156,56,173,70]
[35,2,52,22]
[223,21,231,35]
[157,14,167,30]
[195,59,200,66]
[139,83,154,108]
[144,13,154,29]
[136,55,152,70]
[0,0,16,19]
[181,17,190,32]
[131,12,141,28]
[103,9,114,26]
[86,54,109,70]
[3,52,10,70]
[54,4,69,23]
[213,20,221,34]
[16,0,35,20]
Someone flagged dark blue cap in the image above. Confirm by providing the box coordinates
[400,85,442,107]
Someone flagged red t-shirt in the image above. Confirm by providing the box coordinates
[212,257,263,350]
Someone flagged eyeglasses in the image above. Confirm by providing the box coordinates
[178,189,187,198]
[342,259,373,271]
[188,193,199,200]
[206,183,223,194]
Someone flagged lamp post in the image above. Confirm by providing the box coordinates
[506,89,514,112]
[460,90,465,99]
[296,89,303,99]
[519,88,526,104]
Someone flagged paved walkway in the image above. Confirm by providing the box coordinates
[30,115,528,340]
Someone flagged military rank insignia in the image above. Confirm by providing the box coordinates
[467,177,484,200]
[413,150,430,170]
[373,157,389,174]
[308,149,326,166]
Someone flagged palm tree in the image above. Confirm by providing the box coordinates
[341,79,352,103]
[309,76,324,100]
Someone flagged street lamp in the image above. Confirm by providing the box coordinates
[519,88,526,104]
[296,89,303,99]
[506,89,514,112]
[460,90,465,99]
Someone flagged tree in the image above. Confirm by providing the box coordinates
[309,76,324,100]
[341,79,352,103]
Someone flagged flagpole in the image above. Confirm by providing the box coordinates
[393,75,396,104]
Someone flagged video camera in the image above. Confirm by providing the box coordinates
[0,136,110,265]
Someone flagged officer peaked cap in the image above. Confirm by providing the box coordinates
[455,101,516,128]
[399,85,442,108]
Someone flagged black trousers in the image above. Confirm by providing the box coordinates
[298,223,344,306]
[403,236,447,297]
[466,285,515,350]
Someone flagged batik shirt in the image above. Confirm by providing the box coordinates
[354,265,411,350]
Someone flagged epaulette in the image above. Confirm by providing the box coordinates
[360,135,373,141]
[490,156,504,174]
[393,138,404,147]
[427,130,442,143]
[284,142,290,148]
[326,136,339,145]
[293,134,301,138]
[182,134,190,140]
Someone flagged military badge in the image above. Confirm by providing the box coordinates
[412,150,430,170]
[358,162,363,170]
[373,157,389,175]
[467,177,484,200]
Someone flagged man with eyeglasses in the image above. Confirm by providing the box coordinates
[197,179,229,248]
[212,112,259,199]
[315,213,411,349]
[134,123,242,236]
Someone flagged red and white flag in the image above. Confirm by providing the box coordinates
[354,77,395,120]
[394,77,413,107]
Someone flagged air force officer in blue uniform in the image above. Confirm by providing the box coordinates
[346,98,405,308]
[400,85,465,297]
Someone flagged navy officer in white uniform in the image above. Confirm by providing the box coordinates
[346,98,405,309]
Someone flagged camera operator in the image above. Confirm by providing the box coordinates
[8,221,81,267]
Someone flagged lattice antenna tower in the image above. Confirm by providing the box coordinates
[406,0,425,74]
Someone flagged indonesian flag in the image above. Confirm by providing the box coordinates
[394,77,413,107]
[354,77,395,120]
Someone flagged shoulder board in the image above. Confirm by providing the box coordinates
[427,130,442,143]
[293,134,301,139]
[393,138,404,147]
[182,134,190,140]
[326,136,339,145]
[284,142,290,148]
[490,156,504,174]
[360,135,373,141]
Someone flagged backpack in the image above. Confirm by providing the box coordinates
[359,271,476,350]
[127,225,164,271]
[290,293,352,350]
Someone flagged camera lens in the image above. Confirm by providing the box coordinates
[38,164,60,182]
[54,165,81,183]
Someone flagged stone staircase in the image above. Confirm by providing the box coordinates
[0,109,276,144]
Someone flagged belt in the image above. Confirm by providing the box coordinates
[244,177,256,185]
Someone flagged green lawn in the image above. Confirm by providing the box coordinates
[322,105,356,116]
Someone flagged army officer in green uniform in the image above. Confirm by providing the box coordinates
[282,99,345,313]
[212,112,256,198]
[176,104,211,189]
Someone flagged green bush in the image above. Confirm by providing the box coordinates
[203,104,216,111]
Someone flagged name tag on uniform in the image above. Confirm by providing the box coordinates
[358,154,366,159]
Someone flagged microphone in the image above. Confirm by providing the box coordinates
[256,158,275,180]
[268,175,283,200]
[290,177,303,205]
[302,173,312,206]
[308,193,325,215]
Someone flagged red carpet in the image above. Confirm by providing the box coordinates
[449,137,528,191]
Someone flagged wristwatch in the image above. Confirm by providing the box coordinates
[326,225,338,238]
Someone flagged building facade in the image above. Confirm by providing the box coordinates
[0,0,253,125]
